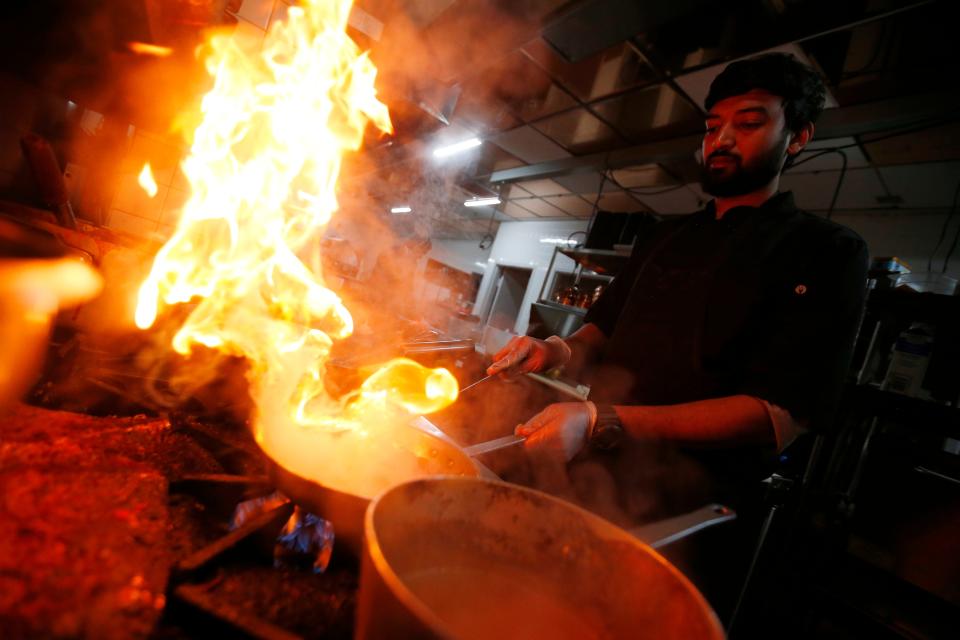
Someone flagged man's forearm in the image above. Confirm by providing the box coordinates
[562,323,606,376]
[613,395,775,446]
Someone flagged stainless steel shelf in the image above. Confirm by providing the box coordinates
[533,300,588,317]
[558,247,629,274]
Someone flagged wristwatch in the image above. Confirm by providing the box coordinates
[588,404,624,451]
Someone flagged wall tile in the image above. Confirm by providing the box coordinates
[125,131,183,187]
[236,0,276,30]
[112,173,167,222]
[172,164,191,193]
[108,209,159,238]
[161,187,190,226]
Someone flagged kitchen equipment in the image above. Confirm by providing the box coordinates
[555,284,576,306]
[456,372,494,395]
[461,433,525,457]
[263,421,495,555]
[356,477,725,640]
[19,134,78,229]
[0,259,102,412]
[401,339,475,357]
[526,372,591,400]
[574,286,592,308]
[591,283,605,305]
[630,504,737,550]
[895,272,958,295]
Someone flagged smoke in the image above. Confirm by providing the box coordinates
[429,358,717,534]
[24,1,546,424]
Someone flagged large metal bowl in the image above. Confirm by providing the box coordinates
[357,477,724,640]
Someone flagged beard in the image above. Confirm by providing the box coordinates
[699,141,787,197]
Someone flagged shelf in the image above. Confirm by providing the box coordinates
[533,300,588,317]
[808,555,957,640]
[558,247,630,274]
[866,289,960,323]
[844,384,960,434]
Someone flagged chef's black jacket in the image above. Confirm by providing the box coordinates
[585,191,869,435]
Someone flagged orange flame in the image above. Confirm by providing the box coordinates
[134,0,458,491]
[138,162,158,198]
[128,42,174,57]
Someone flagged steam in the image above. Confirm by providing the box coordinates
[25,1,544,424]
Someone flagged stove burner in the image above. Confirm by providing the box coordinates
[1,404,357,640]
[157,435,358,640]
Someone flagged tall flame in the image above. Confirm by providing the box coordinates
[135,0,459,483]
[128,42,174,58]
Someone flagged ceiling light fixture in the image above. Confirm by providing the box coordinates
[390,206,412,214]
[433,137,481,158]
[463,197,500,207]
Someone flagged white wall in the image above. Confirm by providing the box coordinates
[427,240,491,274]
[459,209,959,354]
[474,219,589,347]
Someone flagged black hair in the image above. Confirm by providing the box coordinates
[704,53,827,133]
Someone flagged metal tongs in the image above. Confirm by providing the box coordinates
[452,374,527,456]
[457,373,495,395]
[462,433,525,457]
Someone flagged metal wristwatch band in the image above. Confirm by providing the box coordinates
[589,404,623,450]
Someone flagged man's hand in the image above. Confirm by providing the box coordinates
[487,335,571,377]
[516,402,594,462]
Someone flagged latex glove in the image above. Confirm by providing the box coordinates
[516,402,595,462]
[487,335,571,377]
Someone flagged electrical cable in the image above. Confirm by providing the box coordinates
[604,170,687,199]
[841,20,891,78]
[566,229,587,248]
[927,178,960,271]
[605,166,687,196]
[785,110,960,173]
[943,214,960,274]
[626,183,688,196]
[584,171,608,241]
[930,178,960,272]
[786,147,849,171]
[477,191,500,250]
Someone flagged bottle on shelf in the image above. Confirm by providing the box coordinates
[881,323,935,399]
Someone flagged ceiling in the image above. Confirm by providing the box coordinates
[347,0,960,238]
[2,1,956,240]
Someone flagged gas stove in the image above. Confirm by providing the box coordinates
[1,404,358,639]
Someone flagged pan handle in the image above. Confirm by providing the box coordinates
[408,416,501,481]
[629,504,736,550]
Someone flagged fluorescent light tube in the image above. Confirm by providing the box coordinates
[433,137,481,158]
[463,197,501,207]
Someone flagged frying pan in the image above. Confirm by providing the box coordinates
[356,477,725,639]
[263,416,734,561]
[263,416,497,555]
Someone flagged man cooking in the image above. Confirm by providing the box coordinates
[489,53,869,515]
